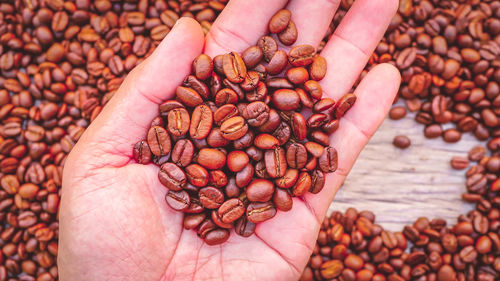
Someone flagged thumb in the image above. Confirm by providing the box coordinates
[71,17,205,165]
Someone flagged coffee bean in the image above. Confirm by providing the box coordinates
[278,20,297,46]
[292,172,311,196]
[289,45,316,67]
[393,135,411,149]
[310,55,327,81]
[242,46,263,68]
[257,36,278,62]
[167,108,190,137]
[147,126,171,156]
[269,9,291,34]
[176,86,203,107]
[265,148,287,178]
[246,201,277,223]
[183,213,206,230]
[242,101,270,127]
[335,93,357,118]
[133,140,152,164]
[222,52,247,84]
[204,228,230,245]
[199,186,224,209]
[197,148,226,170]
[389,106,407,120]
[171,139,194,167]
[272,89,300,111]
[213,192,243,219]
[450,156,469,170]
[319,147,338,173]
[220,116,249,140]
[158,163,186,191]
[165,190,190,211]
[246,179,274,202]
[190,104,213,140]
[193,54,213,80]
[235,216,256,237]
[185,164,209,187]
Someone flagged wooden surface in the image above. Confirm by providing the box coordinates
[328,107,484,231]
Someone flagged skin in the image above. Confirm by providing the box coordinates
[58,0,401,280]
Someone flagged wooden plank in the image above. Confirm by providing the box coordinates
[328,111,483,231]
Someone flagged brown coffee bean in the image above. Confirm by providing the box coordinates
[226,150,249,172]
[273,187,293,211]
[254,134,279,150]
[242,46,263,68]
[450,156,469,170]
[246,201,277,223]
[335,93,357,118]
[393,135,411,149]
[218,198,245,224]
[133,140,152,164]
[165,190,190,211]
[193,54,213,80]
[183,75,210,100]
[199,186,224,209]
[319,147,338,173]
[289,113,307,141]
[269,9,291,34]
[272,89,300,111]
[258,36,278,62]
[147,126,171,156]
[235,216,256,237]
[158,163,186,191]
[265,147,286,178]
[190,104,213,140]
[286,143,308,169]
[171,139,194,167]
[267,50,288,75]
[236,163,254,188]
[242,101,270,127]
[293,171,311,196]
[222,52,247,83]
[389,106,407,120]
[176,86,203,107]
[320,260,344,279]
[220,116,248,140]
[286,67,309,84]
[289,44,316,67]
[247,179,275,202]
[185,164,209,187]
[304,80,323,100]
[197,148,226,170]
[167,108,190,137]
[275,169,299,189]
[310,55,327,81]
[278,20,297,46]
[443,129,462,143]
[183,213,206,230]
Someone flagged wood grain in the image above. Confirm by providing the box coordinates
[327,111,483,231]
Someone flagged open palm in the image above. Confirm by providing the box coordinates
[58,0,400,280]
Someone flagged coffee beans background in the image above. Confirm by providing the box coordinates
[0,0,498,280]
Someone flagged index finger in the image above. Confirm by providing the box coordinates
[204,0,288,57]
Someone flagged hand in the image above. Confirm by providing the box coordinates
[58,0,401,280]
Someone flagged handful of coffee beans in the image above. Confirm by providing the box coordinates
[133,9,356,245]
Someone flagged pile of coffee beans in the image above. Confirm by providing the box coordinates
[0,0,499,279]
[302,0,500,280]
[0,0,228,280]
[133,8,356,245]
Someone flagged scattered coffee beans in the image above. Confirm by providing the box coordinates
[393,135,411,149]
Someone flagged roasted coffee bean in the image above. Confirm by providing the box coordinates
[393,135,411,149]
[254,134,280,150]
[218,198,245,224]
[227,150,250,172]
[235,216,256,237]
[185,164,209,187]
[246,179,275,202]
[242,101,270,127]
[183,213,206,230]
[272,89,300,111]
[335,93,356,118]
[214,104,239,126]
[286,143,308,169]
[246,201,277,223]
[220,116,249,140]
[133,140,152,164]
[147,126,171,156]
[171,139,194,167]
[278,20,297,45]
[197,148,226,170]
[199,186,224,209]
[289,44,316,67]
[319,147,338,173]
[176,86,203,107]
[450,156,469,170]
[291,112,307,141]
[269,9,291,34]
[204,229,229,245]
[190,104,213,140]
[165,190,190,211]
[242,46,264,68]
[167,108,190,137]
[310,170,325,194]
[267,50,288,75]
[310,55,327,81]
[193,54,213,80]
[222,52,247,83]
[265,148,287,178]
[258,36,278,62]
[158,163,186,191]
